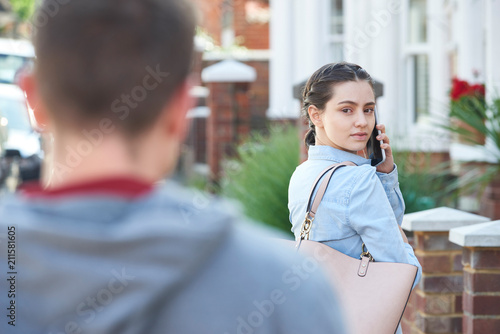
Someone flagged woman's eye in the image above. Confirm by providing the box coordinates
[341,108,351,113]
[364,108,374,113]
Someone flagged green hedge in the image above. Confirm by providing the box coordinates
[393,150,456,213]
[219,125,299,235]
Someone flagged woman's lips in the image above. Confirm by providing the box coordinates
[351,133,368,140]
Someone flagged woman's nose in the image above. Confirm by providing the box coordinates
[354,111,368,127]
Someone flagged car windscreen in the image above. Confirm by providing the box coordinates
[0,98,31,131]
[0,54,27,84]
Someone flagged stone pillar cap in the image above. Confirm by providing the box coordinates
[190,85,209,98]
[450,220,500,247]
[202,59,257,83]
[194,35,207,52]
[402,207,490,232]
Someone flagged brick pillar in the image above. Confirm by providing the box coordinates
[450,221,500,334]
[480,179,500,220]
[401,207,490,334]
[202,60,256,181]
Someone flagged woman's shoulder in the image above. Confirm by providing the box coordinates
[290,159,380,200]
[328,164,380,197]
[341,163,378,183]
[292,159,377,182]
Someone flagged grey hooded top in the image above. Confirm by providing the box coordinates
[0,180,347,334]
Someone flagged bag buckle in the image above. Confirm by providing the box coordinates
[299,213,314,241]
[359,243,374,262]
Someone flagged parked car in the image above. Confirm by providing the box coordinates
[0,83,42,190]
[0,38,35,85]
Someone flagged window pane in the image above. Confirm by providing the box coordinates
[409,0,427,43]
[330,0,343,35]
[413,54,429,122]
[330,42,344,62]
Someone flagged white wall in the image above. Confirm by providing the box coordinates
[344,0,402,133]
[269,0,294,119]
[485,0,500,98]
[269,0,332,119]
[456,0,485,83]
[484,0,500,157]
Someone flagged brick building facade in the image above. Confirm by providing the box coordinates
[183,0,271,181]
[233,0,269,50]
[193,0,269,50]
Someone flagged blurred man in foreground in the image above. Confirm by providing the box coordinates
[0,0,347,333]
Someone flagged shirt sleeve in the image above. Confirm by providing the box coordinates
[348,167,422,290]
[376,164,406,226]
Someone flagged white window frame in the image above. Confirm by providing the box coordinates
[325,0,345,63]
[397,0,450,152]
[402,0,431,130]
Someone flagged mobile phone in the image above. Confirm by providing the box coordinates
[366,106,386,167]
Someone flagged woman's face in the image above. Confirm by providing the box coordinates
[310,80,376,153]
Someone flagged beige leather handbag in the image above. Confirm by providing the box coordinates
[285,162,418,334]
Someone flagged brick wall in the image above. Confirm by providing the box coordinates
[402,232,464,333]
[186,117,207,163]
[194,0,269,50]
[401,208,493,334]
[193,0,224,45]
[192,47,204,86]
[203,59,269,134]
[233,0,270,49]
[189,56,267,182]
[205,81,252,181]
[480,180,500,220]
[462,247,500,333]
[192,0,270,175]
[244,60,269,132]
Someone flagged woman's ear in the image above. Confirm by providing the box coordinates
[308,105,324,128]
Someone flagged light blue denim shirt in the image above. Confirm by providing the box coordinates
[288,145,422,293]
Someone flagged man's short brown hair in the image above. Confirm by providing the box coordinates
[33,0,196,136]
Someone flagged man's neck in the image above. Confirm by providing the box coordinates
[44,134,168,189]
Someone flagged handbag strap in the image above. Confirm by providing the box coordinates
[296,160,374,261]
[298,161,356,243]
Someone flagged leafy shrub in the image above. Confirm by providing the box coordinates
[219,125,299,235]
[393,150,457,213]
[445,97,500,194]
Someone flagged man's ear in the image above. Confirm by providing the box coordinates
[18,73,49,132]
[162,77,194,141]
[308,105,324,129]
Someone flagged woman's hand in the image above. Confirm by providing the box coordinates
[375,124,395,174]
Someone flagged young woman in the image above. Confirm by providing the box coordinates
[288,62,422,334]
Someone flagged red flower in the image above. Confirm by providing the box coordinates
[450,77,485,101]
[470,84,485,97]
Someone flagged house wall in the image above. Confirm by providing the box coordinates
[270,0,499,153]
[234,0,270,49]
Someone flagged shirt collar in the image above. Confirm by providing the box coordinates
[19,177,154,199]
[307,145,372,166]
